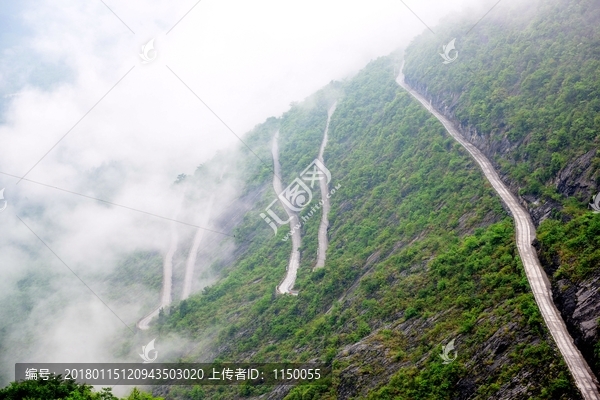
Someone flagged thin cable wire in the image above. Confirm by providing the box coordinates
[17,215,136,334]
[17,66,135,184]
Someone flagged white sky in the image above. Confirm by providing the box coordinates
[0,0,495,381]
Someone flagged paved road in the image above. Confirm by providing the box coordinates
[137,222,179,330]
[396,62,600,399]
[181,196,215,300]
[315,102,337,269]
[272,131,301,295]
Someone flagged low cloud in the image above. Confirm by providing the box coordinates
[0,0,490,383]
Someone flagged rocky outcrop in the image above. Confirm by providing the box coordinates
[407,77,600,387]
[555,277,600,368]
[405,78,600,228]
[554,149,598,200]
[540,270,600,378]
[334,311,577,399]
[448,104,600,383]
[406,80,516,164]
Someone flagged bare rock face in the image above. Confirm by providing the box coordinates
[333,313,571,400]
[524,197,565,227]
[336,340,392,399]
[554,149,598,199]
[335,313,436,399]
[265,385,293,399]
[406,79,516,162]
[552,277,600,376]
[405,79,600,386]
[405,78,600,228]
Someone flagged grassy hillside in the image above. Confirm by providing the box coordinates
[404,0,600,203]
[403,0,600,379]
[150,54,579,399]
[4,0,597,397]
[0,375,162,400]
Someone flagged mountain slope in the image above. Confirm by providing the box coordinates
[398,60,599,399]
[149,55,581,399]
[403,0,600,384]
[2,0,592,398]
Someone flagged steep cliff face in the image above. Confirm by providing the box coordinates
[150,56,581,399]
[554,277,600,373]
[409,68,600,388]
[554,149,599,200]
[534,235,600,377]
[146,1,600,395]
[335,315,577,400]
[406,78,599,228]
[403,0,600,385]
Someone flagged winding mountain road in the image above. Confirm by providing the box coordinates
[273,131,301,295]
[315,102,337,269]
[181,196,215,300]
[397,62,600,399]
[137,221,179,330]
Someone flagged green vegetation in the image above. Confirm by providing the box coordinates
[0,264,59,385]
[151,53,578,398]
[537,211,600,281]
[0,375,161,400]
[403,0,600,382]
[362,221,576,399]
[404,0,600,201]
[3,0,597,397]
[107,252,163,292]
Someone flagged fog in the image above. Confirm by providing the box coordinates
[0,0,495,385]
